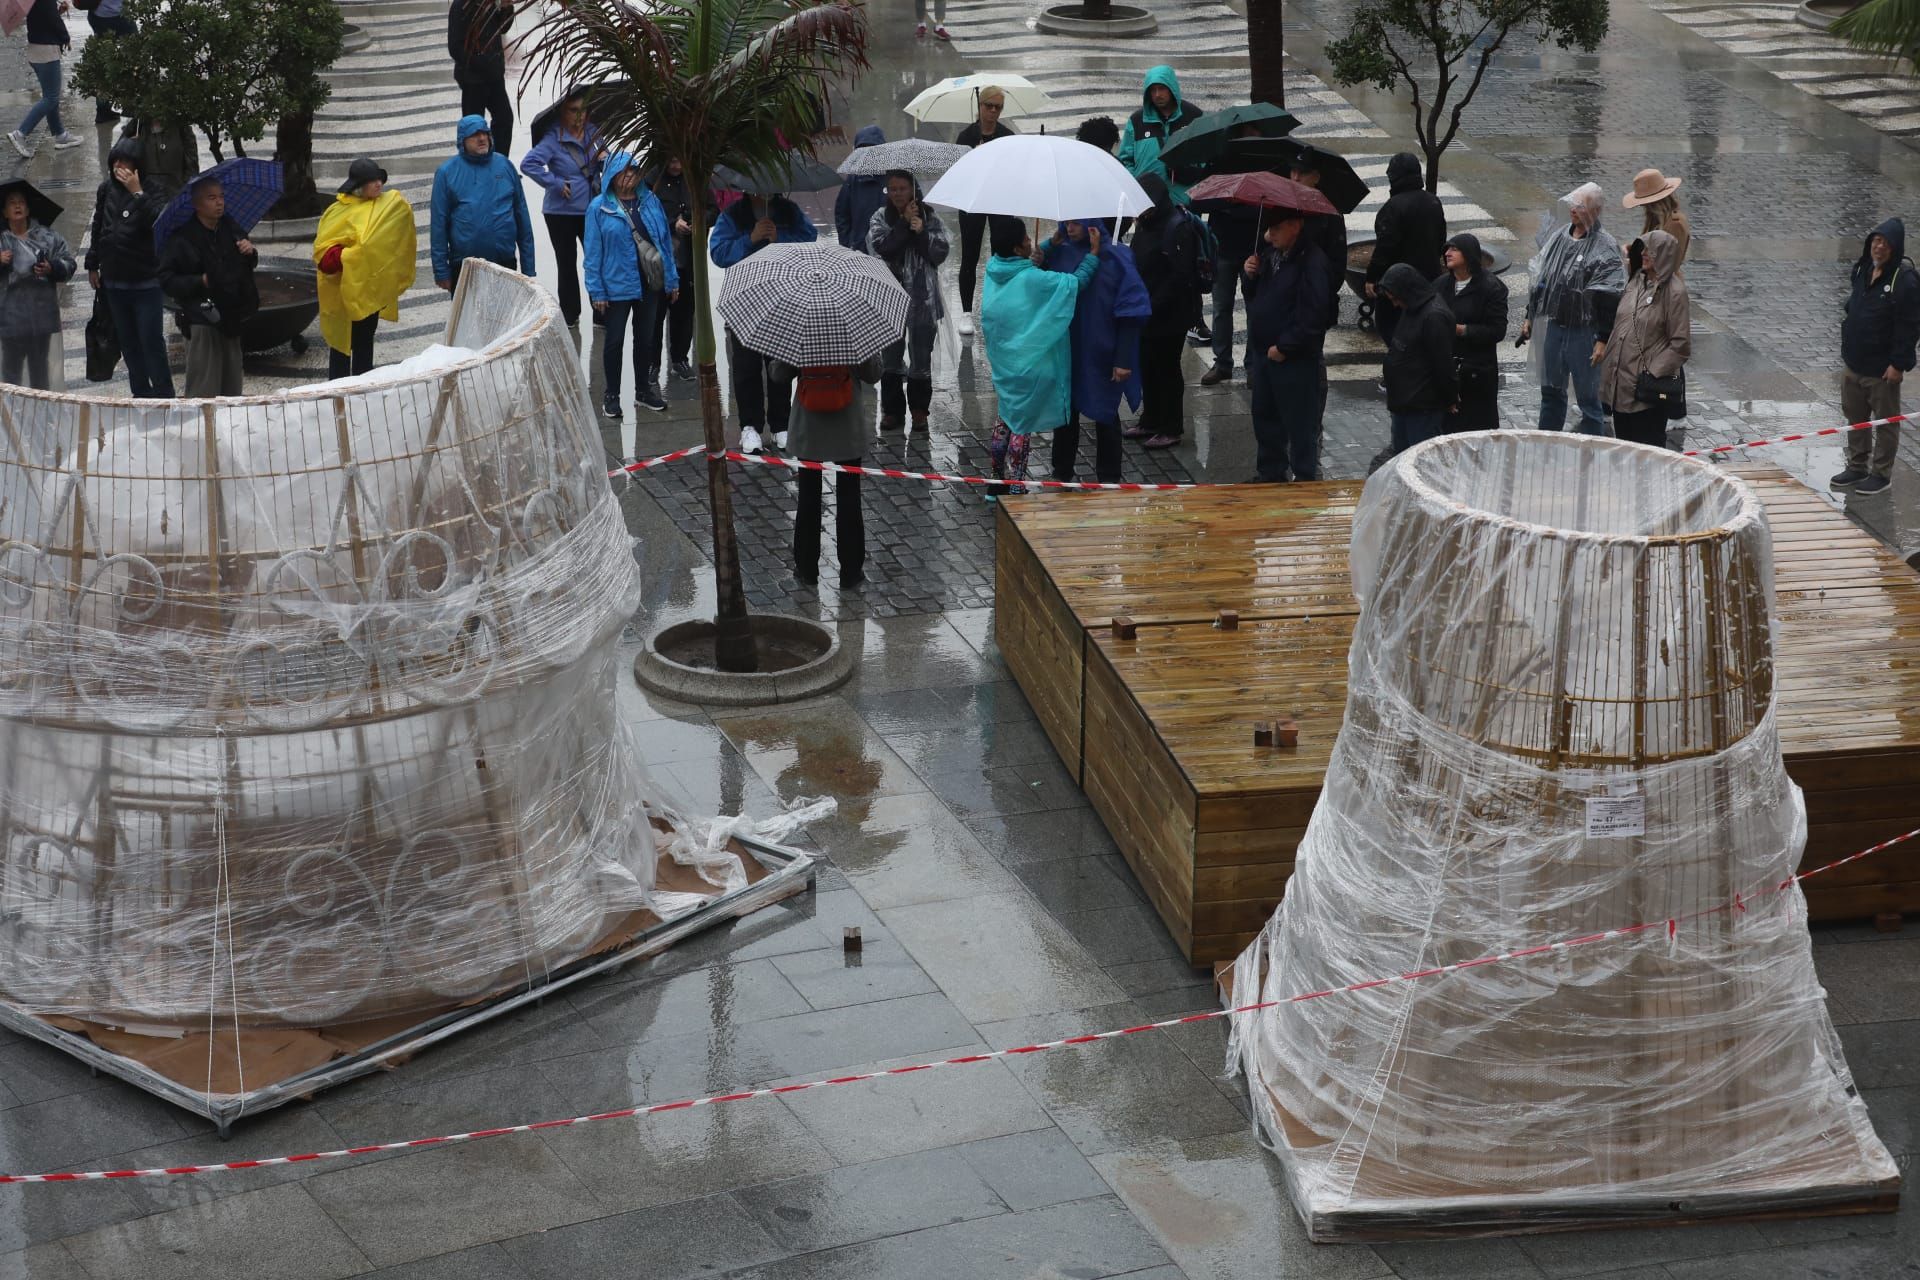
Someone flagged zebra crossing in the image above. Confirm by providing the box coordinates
[1649,2,1920,139]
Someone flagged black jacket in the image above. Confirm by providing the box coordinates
[1434,234,1508,373]
[86,139,162,284]
[24,0,67,47]
[157,214,260,335]
[955,120,1018,148]
[1244,239,1333,361]
[1380,262,1456,412]
[1841,217,1920,379]
[448,0,510,82]
[1132,203,1202,332]
[651,168,695,273]
[1366,153,1446,286]
[1302,212,1347,312]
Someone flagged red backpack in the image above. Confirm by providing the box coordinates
[795,365,855,412]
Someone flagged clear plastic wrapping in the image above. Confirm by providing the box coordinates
[1228,431,1899,1239]
[0,264,714,1034]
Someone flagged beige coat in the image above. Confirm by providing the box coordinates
[1644,207,1690,272]
[1600,230,1690,414]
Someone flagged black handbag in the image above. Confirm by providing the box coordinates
[84,292,121,383]
[1635,368,1687,421]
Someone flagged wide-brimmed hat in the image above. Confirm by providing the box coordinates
[1623,168,1682,208]
[339,158,388,193]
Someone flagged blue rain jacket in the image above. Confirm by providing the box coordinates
[709,196,819,268]
[981,252,1102,435]
[834,124,888,249]
[520,121,605,217]
[1044,223,1150,424]
[583,152,681,303]
[430,115,536,282]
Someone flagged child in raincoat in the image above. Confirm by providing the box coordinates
[980,215,1103,495]
[315,158,417,379]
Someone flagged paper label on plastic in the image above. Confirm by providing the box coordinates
[1586,791,1646,838]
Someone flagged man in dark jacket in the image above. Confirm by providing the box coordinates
[1378,262,1456,457]
[1365,153,1445,346]
[448,0,515,157]
[1832,217,1919,495]
[1132,175,1203,448]
[834,125,887,249]
[1243,213,1334,482]
[157,176,260,397]
[650,158,697,382]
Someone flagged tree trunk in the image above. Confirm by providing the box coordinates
[688,186,758,673]
[1424,139,1444,195]
[1085,0,1111,18]
[1247,0,1286,107]
[270,109,325,219]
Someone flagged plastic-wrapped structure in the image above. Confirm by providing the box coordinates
[0,264,797,1121]
[1228,431,1900,1239]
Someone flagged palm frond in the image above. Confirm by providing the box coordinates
[1831,0,1920,71]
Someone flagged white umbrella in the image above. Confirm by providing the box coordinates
[903,74,1054,125]
[923,134,1153,222]
[838,139,971,180]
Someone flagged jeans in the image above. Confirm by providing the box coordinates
[1841,367,1901,478]
[728,329,791,433]
[958,212,986,314]
[0,335,51,390]
[457,73,513,156]
[1053,414,1122,484]
[1537,321,1606,434]
[544,213,586,324]
[87,14,134,119]
[602,294,662,399]
[19,59,63,139]
[881,323,935,419]
[1139,324,1188,438]
[328,313,379,379]
[104,283,173,398]
[1208,255,1244,370]
[184,326,243,397]
[1390,409,1446,455]
[1249,353,1322,481]
[794,458,863,582]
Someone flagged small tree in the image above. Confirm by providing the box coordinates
[1246,0,1285,108]
[520,0,869,673]
[1325,0,1607,193]
[73,0,344,214]
[1833,0,1920,73]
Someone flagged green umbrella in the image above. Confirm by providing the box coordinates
[1156,103,1301,172]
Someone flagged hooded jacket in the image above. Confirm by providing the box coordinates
[834,125,889,250]
[709,194,818,268]
[583,152,680,304]
[1599,230,1690,414]
[1379,262,1456,413]
[1119,67,1206,203]
[982,250,1103,434]
[1434,232,1508,375]
[1366,153,1446,287]
[519,119,606,217]
[314,187,417,355]
[86,137,163,284]
[865,180,949,329]
[1841,217,1920,380]
[430,115,536,282]
[0,219,75,341]
[1130,176,1203,332]
[1044,221,1149,424]
[1244,231,1334,361]
[157,211,260,336]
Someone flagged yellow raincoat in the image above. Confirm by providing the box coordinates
[313,190,417,357]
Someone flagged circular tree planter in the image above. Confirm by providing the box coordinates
[1795,0,1862,29]
[1035,2,1158,37]
[636,614,852,707]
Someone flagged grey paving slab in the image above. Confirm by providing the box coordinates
[566,956,813,1049]
[964,807,1126,866]
[1858,1084,1918,1158]
[714,698,932,805]
[0,1043,112,1108]
[105,1106,348,1216]
[362,1243,532,1280]
[59,1183,371,1280]
[1662,1237,1918,1279]
[303,1137,601,1268]
[501,1192,787,1280]
[775,1048,1054,1164]
[1010,855,1153,916]
[917,750,1089,821]
[1515,1220,1775,1279]
[317,1062,572,1149]
[536,1027,787,1113]
[768,934,942,1010]
[880,891,1130,1023]
[732,1146,1008,1254]
[0,1090,190,1178]
[722,1194,1173,1280]
[1810,939,1920,1023]
[0,1245,85,1280]
[0,1180,143,1257]
[805,791,1028,911]
[954,1127,1116,1212]
[835,616,1008,692]
[1054,901,1194,967]
[1372,1238,1549,1280]
[0,1080,19,1112]
[738,990,981,1078]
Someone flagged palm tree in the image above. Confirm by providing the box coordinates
[519,0,870,673]
[1833,0,1920,72]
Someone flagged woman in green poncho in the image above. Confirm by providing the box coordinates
[981,214,1103,494]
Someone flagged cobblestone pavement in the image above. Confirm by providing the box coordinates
[4,0,1920,1278]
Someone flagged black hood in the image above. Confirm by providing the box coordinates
[1862,216,1908,269]
[1139,173,1174,210]
[1444,232,1483,276]
[1387,152,1423,194]
[1380,261,1436,308]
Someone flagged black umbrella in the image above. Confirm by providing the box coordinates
[715,155,842,195]
[1209,138,1369,216]
[1156,103,1300,172]
[0,179,63,229]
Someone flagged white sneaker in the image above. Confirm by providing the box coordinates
[739,426,763,454]
[934,23,951,39]
[50,132,81,150]
[774,430,789,451]
[6,131,33,158]
[915,20,927,35]
[958,313,974,336]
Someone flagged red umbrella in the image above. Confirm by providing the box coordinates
[1186,171,1337,217]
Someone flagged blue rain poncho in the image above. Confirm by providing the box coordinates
[981,251,1102,434]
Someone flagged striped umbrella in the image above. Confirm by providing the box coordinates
[717,243,909,367]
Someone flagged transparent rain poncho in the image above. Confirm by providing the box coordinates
[1527,183,1626,343]
[1228,431,1899,1240]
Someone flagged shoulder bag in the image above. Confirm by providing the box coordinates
[619,204,667,293]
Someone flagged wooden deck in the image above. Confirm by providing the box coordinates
[995,467,1920,965]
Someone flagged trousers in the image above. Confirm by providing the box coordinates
[1052,414,1122,484]
[544,213,586,324]
[602,293,662,398]
[1139,324,1188,438]
[328,313,380,379]
[1249,352,1322,482]
[881,323,936,419]
[1537,321,1606,434]
[1842,367,1901,478]
[0,335,51,390]
[104,283,174,397]
[728,330,791,433]
[794,458,864,582]
[457,73,514,156]
[184,326,244,397]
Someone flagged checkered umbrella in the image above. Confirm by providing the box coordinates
[717,243,909,367]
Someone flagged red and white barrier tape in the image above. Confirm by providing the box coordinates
[7,822,1912,1186]
[604,415,1912,489]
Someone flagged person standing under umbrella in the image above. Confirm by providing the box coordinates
[834,125,888,250]
[84,136,173,397]
[1434,232,1507,433]
[314,158,417,380]
[8,0,83,159]
[0,184,74,390]
[585,152,679,421]
[1243,212,1333,482]
[431,116,536,292]
[1045,216,1148,483]
[650,157,698,384]
[711,191,817,453]
[447,0,515,157]
[1199,129,1271,388]
[865,169,947,434]
[770,352,883,587]
[157,175,260,397]
[1120,66,1206,343]
[1130,175,1203,451]
[1364,153,1445,348]
[519,90,606,328]
[952,88,1017,338]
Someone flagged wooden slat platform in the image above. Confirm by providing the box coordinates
[995,466,1920,964]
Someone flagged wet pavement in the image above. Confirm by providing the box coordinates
[4,0,1920,1276]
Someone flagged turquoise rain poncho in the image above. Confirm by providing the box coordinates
[981,251,1102,434]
